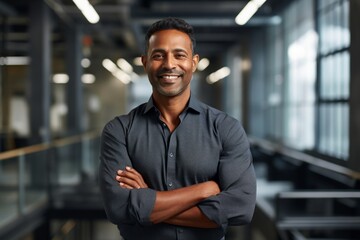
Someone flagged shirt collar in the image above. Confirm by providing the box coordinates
[187,94,201,113]
[143,93,201,115]
[143,96,156,114]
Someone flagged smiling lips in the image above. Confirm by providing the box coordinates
[160,75,180,79]
[157,69,184,83]
[158,74,182,83]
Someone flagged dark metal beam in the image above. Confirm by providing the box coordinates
[0,1,16,16]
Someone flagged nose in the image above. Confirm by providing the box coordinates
[162,55,176,69]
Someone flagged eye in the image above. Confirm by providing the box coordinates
[175,53,187,59]
[152,53,164,60]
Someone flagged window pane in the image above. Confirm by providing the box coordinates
[317,0,349,160]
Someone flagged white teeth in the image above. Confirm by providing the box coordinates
[162,75,178,79]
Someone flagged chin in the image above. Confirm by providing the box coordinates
[158,89,184,97]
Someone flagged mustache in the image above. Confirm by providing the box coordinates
[157,69,184,76]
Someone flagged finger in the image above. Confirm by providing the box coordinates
[118,168,140,180]
[117,167,148,188]
[119,182,136,189]
[117,175,141,189]
[119,170,140,181]
[125,166,136,172]
[115,175,122,182]
[116,172,140,188]
[125,166,148,188]
[117,169,140,183]
[125,166,143,178]
[121,168,147,187]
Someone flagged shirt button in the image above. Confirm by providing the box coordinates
[168,182,173,187]
[169,152,174,158]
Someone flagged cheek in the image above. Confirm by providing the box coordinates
[183,62,195,72]
[146,63,159,74]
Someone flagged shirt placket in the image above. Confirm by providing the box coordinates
[159,118,176,191]
[160,119,184,239]
[166,129,176,191]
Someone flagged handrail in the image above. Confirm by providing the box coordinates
[249,136,360,180]
[275,190,360,230]
[0,130,100,161]
[277,190,360,199]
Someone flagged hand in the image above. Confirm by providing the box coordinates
[116,166,148,189]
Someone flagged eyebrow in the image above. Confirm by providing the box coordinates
[151,48,189,55]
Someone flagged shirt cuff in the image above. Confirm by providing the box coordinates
[198,196,228,232]
[129,188,157,226]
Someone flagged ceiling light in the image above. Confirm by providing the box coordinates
[206,67,231,84]
[81,58,91,68]
[133,57,143,66]
[235,0,267,25]
[53,74,69,84]
[197,58,210,71]
[72,0,100,24]
[102,58,131,84]
[0,56,30,65]
[117,58,133,73]
[102,59,118,72]
[253,0,267,6]
[114,69,131,84]
[82,73,95,84]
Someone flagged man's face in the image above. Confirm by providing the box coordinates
[142,29,199,98]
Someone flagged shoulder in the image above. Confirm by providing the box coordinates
[197,101,247,145]
[102,103,147,137]
[199,101,242,131]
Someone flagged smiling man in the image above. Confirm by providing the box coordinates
[99,17,256,240]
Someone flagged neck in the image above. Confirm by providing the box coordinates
[152,90,190,131]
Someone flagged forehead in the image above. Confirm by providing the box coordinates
[148,29,192,51]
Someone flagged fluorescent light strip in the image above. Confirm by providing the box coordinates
[102,58,131,84]
[207,67,231,84]
[52,73,96,84]
[53,73,69,84]
[235,0,266,25]
[0,56,30,65]
[133,57,143,66]
[117,58,133,74]
[72,0,100,24]
[197,58,210,71]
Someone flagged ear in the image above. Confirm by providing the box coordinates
[141,55,147,69]
[192,54,199,72]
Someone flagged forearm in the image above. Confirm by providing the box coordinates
[116,167,220,225]
[150,181,219,224]
[165,206,219,228]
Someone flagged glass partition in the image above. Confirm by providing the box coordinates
[0,156,19,227]
[0,132,100,229]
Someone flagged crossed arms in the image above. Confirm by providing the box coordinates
[116,166,220,228]
[99,117,256,231]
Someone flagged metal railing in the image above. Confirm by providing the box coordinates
[249,136,360,180]
[0,131,101,229]
[250,136,360,240]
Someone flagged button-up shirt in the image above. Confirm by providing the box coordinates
[99,96,256,240]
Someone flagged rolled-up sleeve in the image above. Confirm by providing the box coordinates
[98,118,157,226]
[198,118,256,231]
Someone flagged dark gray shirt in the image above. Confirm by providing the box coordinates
[99,96,256,240]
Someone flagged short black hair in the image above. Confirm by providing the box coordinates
[144,17,196,54]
